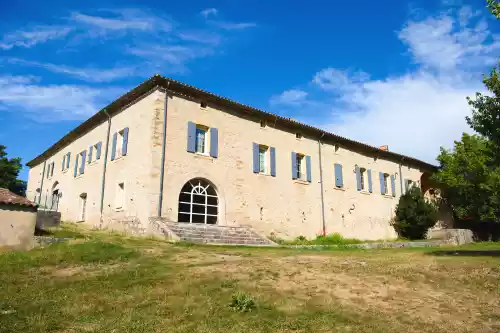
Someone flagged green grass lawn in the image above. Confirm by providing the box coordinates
[1,224,500,333]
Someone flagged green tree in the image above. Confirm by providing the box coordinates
[393,187,438,239]
[432,134,500,222]
[0,145,26,196]
[487,0,500,18]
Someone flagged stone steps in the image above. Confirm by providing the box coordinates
[150,219,275,246]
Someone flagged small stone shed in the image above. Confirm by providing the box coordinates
[0,188,38,250]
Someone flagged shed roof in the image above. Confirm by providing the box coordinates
[26,75,437,170]
[0,188,37,207]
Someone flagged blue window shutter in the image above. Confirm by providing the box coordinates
[51,162,54,176]
[80,151,86,174]
[88,145,93,164]
[391,175,396,197]
[187,121,196,152]
[122,127,129,156]
[62,156,65,171]
[74,154,79,177]
[66,152,71,169]
[291,152,297,179]
[379,172,385,194]
[270,147,276,177]
[355,166,361,191]
[334,163,343,187]
[252,143,259,173]
[306,155,312,182]
[367,169,373,193]
[96,142,102,160]
[210,128,218,158]
[111,133,117,161]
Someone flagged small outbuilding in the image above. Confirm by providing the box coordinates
[0,188,38,250]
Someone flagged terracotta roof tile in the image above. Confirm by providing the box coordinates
[0,188,37,207]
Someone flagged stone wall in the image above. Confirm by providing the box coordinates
[36,210,61,229]
[0,204,37,250]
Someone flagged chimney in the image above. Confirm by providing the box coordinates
[379,145,389,151]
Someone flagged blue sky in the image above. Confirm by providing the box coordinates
[0,0,498,180]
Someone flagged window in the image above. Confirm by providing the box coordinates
[187,122,219,158]
[296,133,302,140]
[383,173,389,195]
[295,154,304,180]
[74,151,87,177]
[200,101,207,108]
[88,142,102,163]
[259,146,267,173]
[195,126,207,154]
[359,168,366,191]
[178,178,218,224]
[62,152,71,171]
[260,120,267,128]
[111,128,129,161]
[115,182,125,210]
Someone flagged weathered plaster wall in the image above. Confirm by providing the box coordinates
[27,90,161,229]
[0,205,37,250]
[160,94,428,240]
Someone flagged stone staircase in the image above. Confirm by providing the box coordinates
[149,218,276,246]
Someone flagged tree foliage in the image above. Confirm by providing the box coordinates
[393,187,438,240]
[0,145,26,196]
[487,0,500,18]
[432,134,500,222]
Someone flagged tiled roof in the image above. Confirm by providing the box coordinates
[0,188,37,207]
[26,75,437,170]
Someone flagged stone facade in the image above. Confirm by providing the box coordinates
[26,77,439,241]
[0,205,37,250]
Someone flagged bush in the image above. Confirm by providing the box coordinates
[394,187,438,239]
[229,292,256,312]
[313,233,362,245]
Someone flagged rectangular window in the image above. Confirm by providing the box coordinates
[383,173,390,195]
[259,146,267,173]
[360,168,366,191]
[116,130,124,158]
[195,127,207,154]
[115,182,125,210]
[295,154,304,180]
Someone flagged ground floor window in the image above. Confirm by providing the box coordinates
[178,178,218,224]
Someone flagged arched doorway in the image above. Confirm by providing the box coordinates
[50,181,61,211]
[79,193,87,222]
[178,178,218,224]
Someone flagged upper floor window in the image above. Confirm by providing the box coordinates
[253,143,276,176]
[46,161,54,179]
[291,152,311,182]
[111,128,129,161]
[260,120,267,128]
[295,133,302,140]
[382,173,389,195]
[62,152,71,171]
[88,142,102,164]
[259,145,267,173]
[356,166,372,193]
[380,172,395,196]
[187,121,218,158]
[74,150,87,177]
[195,126,207,154]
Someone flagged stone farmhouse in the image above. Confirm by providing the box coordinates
[26,75,439,243]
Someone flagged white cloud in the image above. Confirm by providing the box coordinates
[8,58,134,82]
[212,21,257,30]
[69,9,172,33]
[201,8,218,19]
[0,75,119,121]
[178,31,222,45]
[270,89,308,106]
[0,26,72,50]
[398,12,500,72]
[269,6,494,164]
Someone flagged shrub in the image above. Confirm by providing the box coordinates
[229,292,256,312]
[393,187,438,240]
[313,233,362,245]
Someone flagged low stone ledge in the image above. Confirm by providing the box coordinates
[34,236,72,248]
[284,240,447,250]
